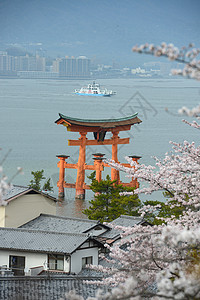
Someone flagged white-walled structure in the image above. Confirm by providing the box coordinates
[0,227,103,275]
[0,185,57,227]
[0,212,149,277]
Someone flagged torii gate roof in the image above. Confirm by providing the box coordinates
[55,113,142,132]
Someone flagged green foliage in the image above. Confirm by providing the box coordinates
[29,170,45,191]
[84,172,141,222]
[144,192,188,225]
[29,169,53,192]
[43,178,53,192]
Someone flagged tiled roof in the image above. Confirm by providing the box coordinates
[2,185,57,202]
[55,113,142,129]
[20,214,147,243]
[0,276,108,299]
[20,213,110,234]
[111,215,144,227]
[0,227,92,254]
[100,215,145,239]
[57,113,139,124]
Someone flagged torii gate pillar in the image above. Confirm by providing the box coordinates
[76,132,87,199]
[55,113,142,200]
[111,131,120,182]
[57,155,69,198]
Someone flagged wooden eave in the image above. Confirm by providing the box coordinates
[71,236,106,254]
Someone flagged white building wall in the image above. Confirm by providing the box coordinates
[0,250,47,274]
[71,247,98,274]
[0,206,5,227]
[0,251,9,267]
[0,250,71,274]
[64,256,70,273]
[4,194,56,228]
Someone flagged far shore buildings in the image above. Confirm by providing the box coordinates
[0,51,91,79]
[0,52,45,73]
[54,56,91,78]
[0,50,171,79]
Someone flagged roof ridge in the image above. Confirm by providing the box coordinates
[40,213,98,223]
[119,215,143,219]
[0,227,90,237]
[4,186,57,202]
[13,184,30,189]
[58,113,138,123]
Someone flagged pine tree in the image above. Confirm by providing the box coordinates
[84,172,141,222]
[43,178,53,192]
[29,170,53,192]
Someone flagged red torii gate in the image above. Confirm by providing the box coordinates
[55,113,142,199]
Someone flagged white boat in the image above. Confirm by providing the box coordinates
[74,81,116,97]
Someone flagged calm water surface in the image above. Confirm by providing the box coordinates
[0,78,200,217]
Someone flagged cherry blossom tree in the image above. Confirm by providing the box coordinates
[0,166,9,206]
[0,149,23,206]
[132,42,200,117]
[64,142,200,299]
[132,42,200,81]
[64,43,200,299]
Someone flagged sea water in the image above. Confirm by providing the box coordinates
[0,78,200,217]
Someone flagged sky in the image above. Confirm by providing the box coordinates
[0,0,199,66]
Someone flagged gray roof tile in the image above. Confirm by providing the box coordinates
[0,227,92,254]
[20,213,109,234]
[3,185,57,202]
[0,276,108,299]
[100,215,145,239]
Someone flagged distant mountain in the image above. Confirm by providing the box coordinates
[6,47,31,56]
[0,0,199,65]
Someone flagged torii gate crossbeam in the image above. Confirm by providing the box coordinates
[55,113,142,199]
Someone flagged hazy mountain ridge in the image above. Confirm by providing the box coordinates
[0,0,199,65]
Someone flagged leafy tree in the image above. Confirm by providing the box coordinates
[143,191,195,225]
[29,170,45,191]
[43,178,53,192]
[83,172,141,222]
[143,199,185,225]
[29,169,53,192]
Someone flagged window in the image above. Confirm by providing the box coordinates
[82,256,93,268]
[48,254,64,270]
[94,225,103,231]
[9,255,25,276]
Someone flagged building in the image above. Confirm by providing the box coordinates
[20,213,150,247]
[0,214,151,298]
[52,58,62,72]
[0,52,46,73]
[97,215,151,245]
[58,56,91,78]
[0,227,104,275]
[20,213,110,235]
[0,52,13,71]
[0,185,57,228]
[15,55,45,71]
[0,52,17,77]
[0,214,149,276]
